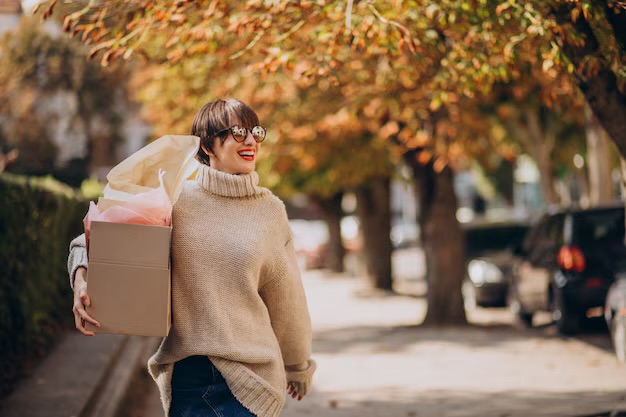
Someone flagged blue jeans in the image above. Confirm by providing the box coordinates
[169,355,256,417]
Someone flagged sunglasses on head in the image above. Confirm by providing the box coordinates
[214,125,267,143]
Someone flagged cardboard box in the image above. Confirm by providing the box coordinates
[85,221,172,337]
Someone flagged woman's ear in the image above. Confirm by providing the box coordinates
[201,144,213,157]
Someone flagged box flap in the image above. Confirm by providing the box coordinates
[90,221,171,268]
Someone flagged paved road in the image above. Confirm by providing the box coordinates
[131,265,626,417]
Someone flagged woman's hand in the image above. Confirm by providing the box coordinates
[287,381,307,401]
[72,267,100,336]
[286,360,313,400]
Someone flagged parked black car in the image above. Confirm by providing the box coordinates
[605,277,626,362]
[462,221,530,308]
[509,204,626,335]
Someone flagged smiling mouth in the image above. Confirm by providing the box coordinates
[238,150,255,161]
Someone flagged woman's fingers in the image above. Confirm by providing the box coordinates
[76,288,100,326]
[287,381,308,400]
[73,291,100,325]
[73,308,95,336]
[76,305,100,327]
[299,382,308,397]
[73,291,100,336]
[289,382,300,398]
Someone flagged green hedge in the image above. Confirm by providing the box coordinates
[0,173,88,399]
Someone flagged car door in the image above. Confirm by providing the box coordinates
[517,214,563,312]
[572,208,626,284]
[516,216,549,311]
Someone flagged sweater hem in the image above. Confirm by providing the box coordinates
[211,357,285,417]
[147,357,174,416]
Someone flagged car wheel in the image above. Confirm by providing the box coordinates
[515,310,533,327]
[507,285,533,327]
[552,290,579,335]
[612,315,626,363]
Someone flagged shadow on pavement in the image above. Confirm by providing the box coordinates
[312,324,558,354]
[283,388,626,417]
[353,287,428,300]
[573,318,613,355]
[314,321,614,357]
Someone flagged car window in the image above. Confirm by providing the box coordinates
[528,214,563,257]
[465,224,529,257]
[573,209,625,247]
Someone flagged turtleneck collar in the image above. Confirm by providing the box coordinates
[195,164,266,198]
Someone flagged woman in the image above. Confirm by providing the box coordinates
[67,98,316,417]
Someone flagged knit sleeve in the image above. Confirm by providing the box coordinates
[259,229,313,368]
[68,233,88,291]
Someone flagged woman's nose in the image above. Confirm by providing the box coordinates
[243,131,256,145]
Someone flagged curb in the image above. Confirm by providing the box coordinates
[0,332,159,417]
[82,336,160,417]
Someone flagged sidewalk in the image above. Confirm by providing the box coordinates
[281,271,626,417]
[0,330,160,417]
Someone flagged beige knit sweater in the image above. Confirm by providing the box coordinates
[68,164,315,417]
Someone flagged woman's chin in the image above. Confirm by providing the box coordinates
[236,163,256,175]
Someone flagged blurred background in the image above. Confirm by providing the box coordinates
[2,1,626,416]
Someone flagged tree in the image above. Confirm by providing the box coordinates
[260,86,396,282]
[0,17,131,185]
[546,1,626,157]
[312,192,346,273]
[356,177,393,290]
[483,1,626,159]
[495,98,586,206]
[584,105,616,204]
[36,0,624,152]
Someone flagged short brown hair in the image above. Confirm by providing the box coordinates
[191,98,260,166]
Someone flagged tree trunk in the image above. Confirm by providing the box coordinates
[312,192,345,273]
[575,167,591,206]
[506,107,560,205]
[405,151,467,325]
[493,159,515,205]
[580,71,626,159]
[356,177,393,290]
[585,105,614,205]
[550,3,626,159]
[621,158,626,199]
[621,158,626,246]
[524,108,560,205]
